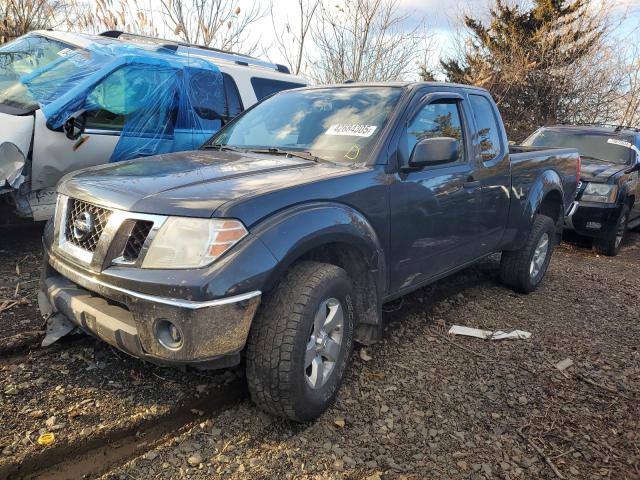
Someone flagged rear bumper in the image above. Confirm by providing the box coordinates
[565,201,622,238]
[40,252,261,368]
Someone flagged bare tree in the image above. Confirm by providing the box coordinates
[1,0,70,43]
[416,33,437,81]
[68,0,158,36]
[311,0,425,83]
[158,0,267,54]
[270,0,319,75]
[615,35,640,127]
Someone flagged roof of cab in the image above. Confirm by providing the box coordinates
[28,30,306,83]
[299,80,490,93]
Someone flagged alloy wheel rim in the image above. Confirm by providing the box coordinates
[305,297,344,389]
[530,233,549,279]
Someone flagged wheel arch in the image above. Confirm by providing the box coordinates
[254,202,386,344]
[537,189,564,225]
[506,170,566,250]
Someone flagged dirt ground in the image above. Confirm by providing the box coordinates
[0,226,639,480]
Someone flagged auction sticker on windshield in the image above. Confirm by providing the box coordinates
[326,124,377,137]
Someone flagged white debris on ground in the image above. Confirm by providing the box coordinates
[448,325,532,340]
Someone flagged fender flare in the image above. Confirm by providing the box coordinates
[510,170,565,249]
[253,202,386,296]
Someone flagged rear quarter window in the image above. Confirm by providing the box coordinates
[469,94,503,161]
[189,71,243,127]
[251,77,306,101]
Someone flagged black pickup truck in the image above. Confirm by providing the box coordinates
[40,82,580,421]
[524,125,640,255]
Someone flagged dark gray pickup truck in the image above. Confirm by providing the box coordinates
[40,82,580,421]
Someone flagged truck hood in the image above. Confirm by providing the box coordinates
[58,149,354,217]
[0,111,34,191]
[580,158,625,183]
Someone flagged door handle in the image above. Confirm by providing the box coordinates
[463,180,481,189]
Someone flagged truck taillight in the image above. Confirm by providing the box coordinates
[576,155,581,186]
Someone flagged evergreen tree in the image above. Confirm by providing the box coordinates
[442,0,605,140]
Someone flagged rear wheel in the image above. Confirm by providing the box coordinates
[593,205,629,256]
[246,261,355,422]
[500,214,556,293]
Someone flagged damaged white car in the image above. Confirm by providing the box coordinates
[0,30,305,223]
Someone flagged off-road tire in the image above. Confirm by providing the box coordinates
[500,214,556,294]
[593,205,629,256]
[246,261,355,422]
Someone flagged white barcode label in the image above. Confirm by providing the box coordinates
[326,124,377,137]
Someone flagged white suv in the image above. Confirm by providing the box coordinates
[0,30,306,222]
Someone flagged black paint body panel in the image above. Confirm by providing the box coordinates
[49,83,580,310]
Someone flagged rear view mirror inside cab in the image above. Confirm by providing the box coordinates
[409,137,460,167]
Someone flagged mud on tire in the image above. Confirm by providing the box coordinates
[500,214,556,294]
[246,261,355,422]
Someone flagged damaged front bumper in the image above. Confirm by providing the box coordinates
[40,252,261,369]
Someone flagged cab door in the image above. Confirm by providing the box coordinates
[466,93,511,256]
[31,109,120,191]
[389,91,482,292]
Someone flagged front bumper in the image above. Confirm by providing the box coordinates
[565,201,622,238]
[40,252,261,368]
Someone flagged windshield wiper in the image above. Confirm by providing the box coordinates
[205,143,246,152]
[248,147,325,163]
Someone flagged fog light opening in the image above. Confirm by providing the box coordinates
[155,319,184,350]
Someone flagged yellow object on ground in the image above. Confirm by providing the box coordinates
[37,432,55,446]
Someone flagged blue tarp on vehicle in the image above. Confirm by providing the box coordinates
[21,42,224,162]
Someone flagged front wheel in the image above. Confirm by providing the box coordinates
[246,261,355,422]
[500,214,556,293]
[593,205,629,256]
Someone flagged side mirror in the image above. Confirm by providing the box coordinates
[409,137,460,167]
[63,111,87,141]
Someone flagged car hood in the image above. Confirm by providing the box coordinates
[58,149,354,218]
[580,158,625,183]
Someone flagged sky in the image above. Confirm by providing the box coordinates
[253,0,489,74]
[134,0,640,79]
[247,0,640,77]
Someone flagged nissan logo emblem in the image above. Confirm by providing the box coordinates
[72,211,95,241]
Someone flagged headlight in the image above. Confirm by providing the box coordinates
[142,217,247,269]
[581,183,617,203]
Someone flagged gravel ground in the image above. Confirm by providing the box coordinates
[0,225,44,353]
[103,232,640,480]
[0,227,639,479]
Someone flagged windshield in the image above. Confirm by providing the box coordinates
[207,87,403,164]
[0,34,75,111]
[524,129,635,165]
